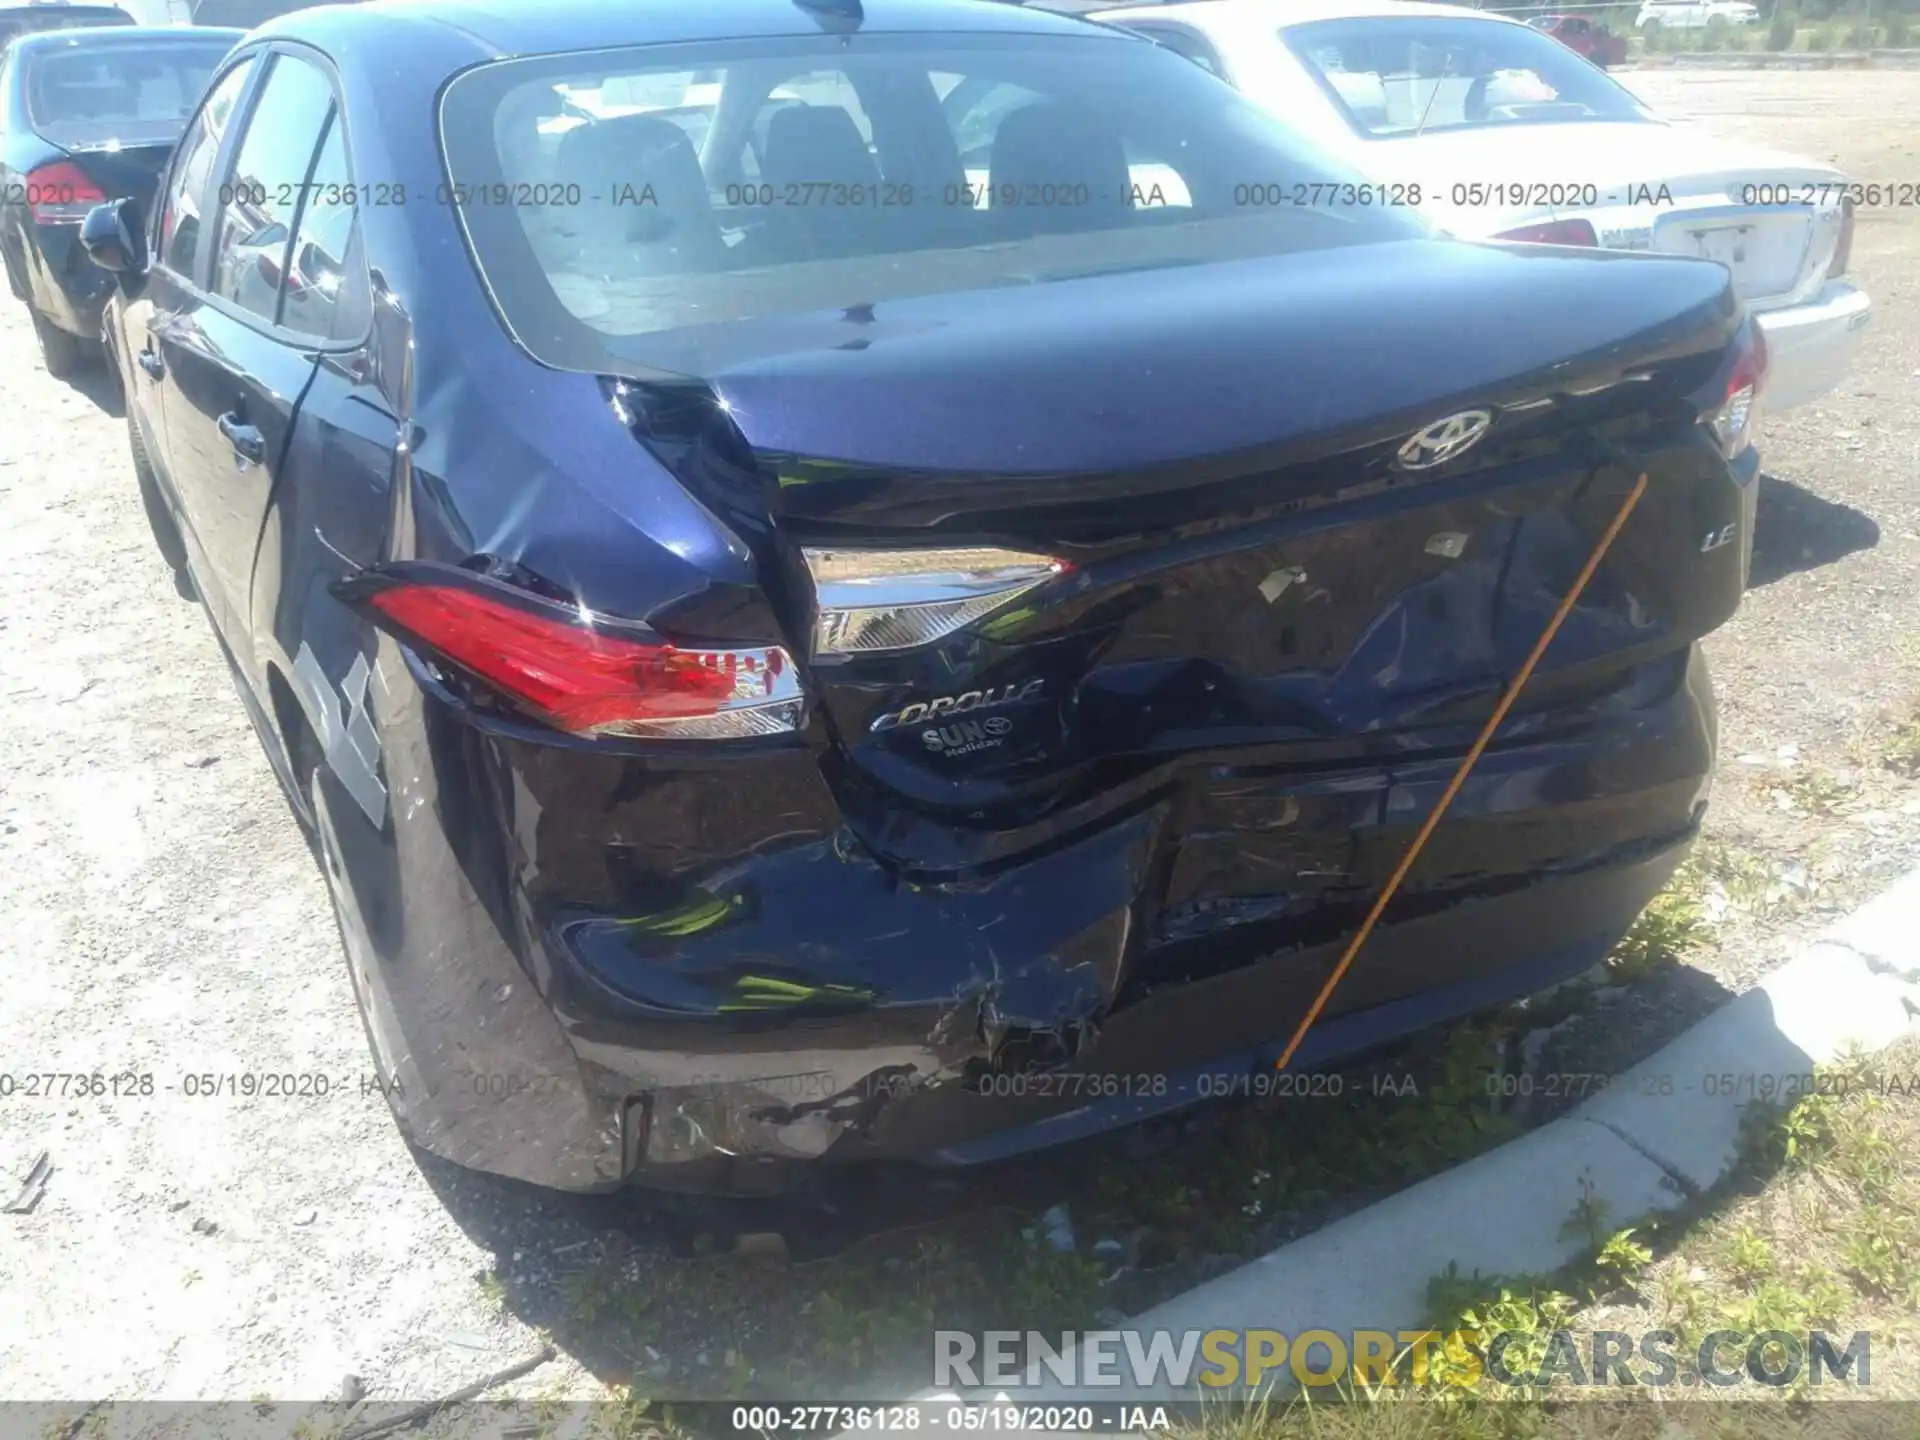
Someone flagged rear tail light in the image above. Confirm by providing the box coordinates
[337,565,802,740]
[803,546,1071,656]
[1492,218,1599,246]
[1709,321,1767,459]
[25,160,105,223]
[1828,197,1855,279]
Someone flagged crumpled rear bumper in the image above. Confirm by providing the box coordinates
[363,633,1714,1194]
[605,832,1689,1192]
[515,650,1715,1194]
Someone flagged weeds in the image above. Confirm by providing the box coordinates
[1721,1224,1773,1286]
[1763,766,1857,815]
[1841,1206,1920,1305]
[1606,878,1709,979]
[1883,705,1920,776]
[475,1267,508,1317]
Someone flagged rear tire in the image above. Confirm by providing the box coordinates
[128,410,192,583]
[311,767,418,1147]
[31,308,88,379]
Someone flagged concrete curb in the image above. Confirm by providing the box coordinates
[999,866,1920,1404]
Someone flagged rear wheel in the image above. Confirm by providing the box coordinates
[311,767,417,1144]
[30,308,88,379]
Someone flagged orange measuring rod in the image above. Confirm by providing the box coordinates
[1272,471,1651,1074]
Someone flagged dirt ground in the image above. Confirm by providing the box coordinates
[1,68,1917,1410]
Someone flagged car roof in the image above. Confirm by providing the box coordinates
[5,21,241,46]
[253,0,1112,62]
[1087,0,1529,28]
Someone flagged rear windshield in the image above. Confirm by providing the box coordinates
[24,38,235,144]
[439,31,1430,378]
[1282,17,1652,138]
[0,7,133,48]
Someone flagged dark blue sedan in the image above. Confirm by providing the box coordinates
[0,23,238,374]
[84,0,1764,1193]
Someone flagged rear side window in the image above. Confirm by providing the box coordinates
[156,55,255,281]
[209,51,332,323]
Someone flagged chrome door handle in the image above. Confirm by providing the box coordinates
[217,412,265,466]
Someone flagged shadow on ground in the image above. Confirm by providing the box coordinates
[413,959,1739,1401]
[1749,472,1880,589]
[62,359,123,419]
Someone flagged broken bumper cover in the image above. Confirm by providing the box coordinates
[582,833,1685,1187]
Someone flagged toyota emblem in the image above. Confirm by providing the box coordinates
[1395,409,1495,471]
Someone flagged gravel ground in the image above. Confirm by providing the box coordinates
[1,67,1916,1410]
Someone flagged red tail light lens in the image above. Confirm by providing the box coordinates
[350,571,803,740]
[1710,322,1767,459]
[1493,219,1599,246]
[1828,198,1855,279]
[25,160,106,223]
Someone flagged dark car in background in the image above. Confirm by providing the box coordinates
[0,1,135,51]
[0,23,238,373]
[86,0,1761,1195]
[1527,13,1630,67]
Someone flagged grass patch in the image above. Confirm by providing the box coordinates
[1686,835,1818,923]
[1164,1040,1920,1437]
[1605,871,1710,981]
[1757,766,1858,816]
[479,1022,1544,1400]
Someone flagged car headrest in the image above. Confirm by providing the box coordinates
[987,103,1132,223]
[554,113,722,262]
[759,104,879,190]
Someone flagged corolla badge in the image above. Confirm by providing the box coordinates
[869,678,1045,733]
[1395,409,1495,471]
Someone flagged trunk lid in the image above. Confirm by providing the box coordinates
[626,240,1747,853]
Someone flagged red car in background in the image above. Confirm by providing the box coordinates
[1528,13,1630,66]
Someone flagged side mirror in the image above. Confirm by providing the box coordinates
[80,197,147,279]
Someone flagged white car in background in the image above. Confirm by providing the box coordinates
[1635,0,1759,30]
[1085,0,1870,411]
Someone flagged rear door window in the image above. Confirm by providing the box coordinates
[155,55,255,281]
[208,50,332,323]
[275,107,369,340]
